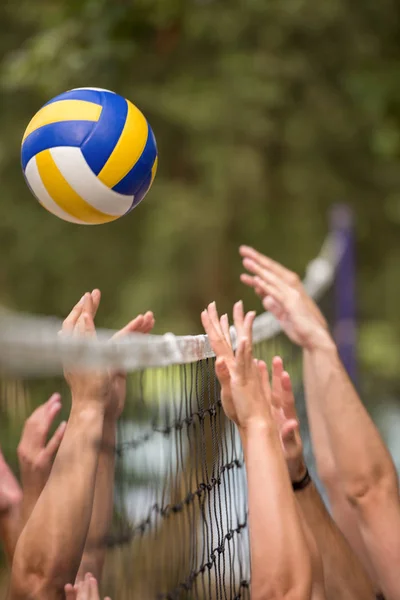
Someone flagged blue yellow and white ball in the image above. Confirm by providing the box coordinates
[21,88,158,224]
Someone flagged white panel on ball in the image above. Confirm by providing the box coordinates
[50,147,134,216]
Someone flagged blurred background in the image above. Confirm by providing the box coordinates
[0,0,399,594]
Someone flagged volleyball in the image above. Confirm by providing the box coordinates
[21,88,158,225]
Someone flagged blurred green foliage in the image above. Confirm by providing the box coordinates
[0,0,399,393]
[0,1,399,590]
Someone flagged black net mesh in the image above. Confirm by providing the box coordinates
[103,336,299,599]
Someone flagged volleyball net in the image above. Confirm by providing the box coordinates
[0,218,350,599]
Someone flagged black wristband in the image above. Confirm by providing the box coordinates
[292,468,311,491]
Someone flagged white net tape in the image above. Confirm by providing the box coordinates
[0,235,341,376]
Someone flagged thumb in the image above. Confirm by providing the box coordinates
[76,311,96,338]
[45,421,67,458]
[281,419,299,443]
[64,584,77,600]
[215,357,231,385]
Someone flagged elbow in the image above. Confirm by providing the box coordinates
[10,571,53,600]
[251,570,312,600]
[344,466,399,507]
[11,554,73,599]
[252,584,312,600]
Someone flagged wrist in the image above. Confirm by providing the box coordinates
[240,418,274,437]
[69,400,106,427]
[292,468,312,492]
[71,394,107,413]
[304,329,337,353]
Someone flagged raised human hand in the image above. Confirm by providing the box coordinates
[108,310,155,420]
[239,245,333,350]
[210,301,273,431]
[17,393,66,521]
[62,293,113,405]
[270,357,307,482]
[65,573,111,600]
[0,447,22,514]
[201,301,237,425]
[62,290,154,420]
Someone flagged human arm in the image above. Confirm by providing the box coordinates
[271,357,374,600]
[9,294,110,600]
[0,448,22,564]
[240,245,400,599]
[76,299,155,581]
[18,394,66,525]
[305,344,400,600]
[202,301,313,600]
[0,394,67,565]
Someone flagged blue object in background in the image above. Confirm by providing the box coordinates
[331,204,358,386]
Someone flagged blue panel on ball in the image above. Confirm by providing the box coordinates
[21,121,95,170]
[81,92,128,175]
[112,123,157,196]
[124,169,152,214]
[44,89,103,107]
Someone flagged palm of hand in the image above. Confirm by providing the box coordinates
[268,290,320,348]
[229,363,268,427]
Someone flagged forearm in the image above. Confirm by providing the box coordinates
[296,481,375,599]
[77,417,116,581]
[0,506,22,565]
[11,401,104,596]
[306,341,397,500]
[303,350,337,482]
[304,345,383,587]
[242,422,312,600]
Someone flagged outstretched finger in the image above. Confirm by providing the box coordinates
[281,371,298,420]
[233,300,245,340]
[219,313,232,347]
[240,273,265,299]
[140,310,155,334]
[253,277,286,308]
[243,311,256,349]
[112,315,145,340]
[45,420,67,459]
[234,338,247,384]
[271,357,284,408]
[62,295,85,334]
[91,289,101,320]
[257,360,271,402]
[89,576,100,600]
[242,258,285,290]
[65,584,77,600]
[240,246,298,285]
[202,305,233,358]
[281,418,299,443]
[75,310,96,339]
[201,309,219,342]
[22,394,62,449]
[215,356,231,388]
[207,302,228,342]
[77,575,90,600]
